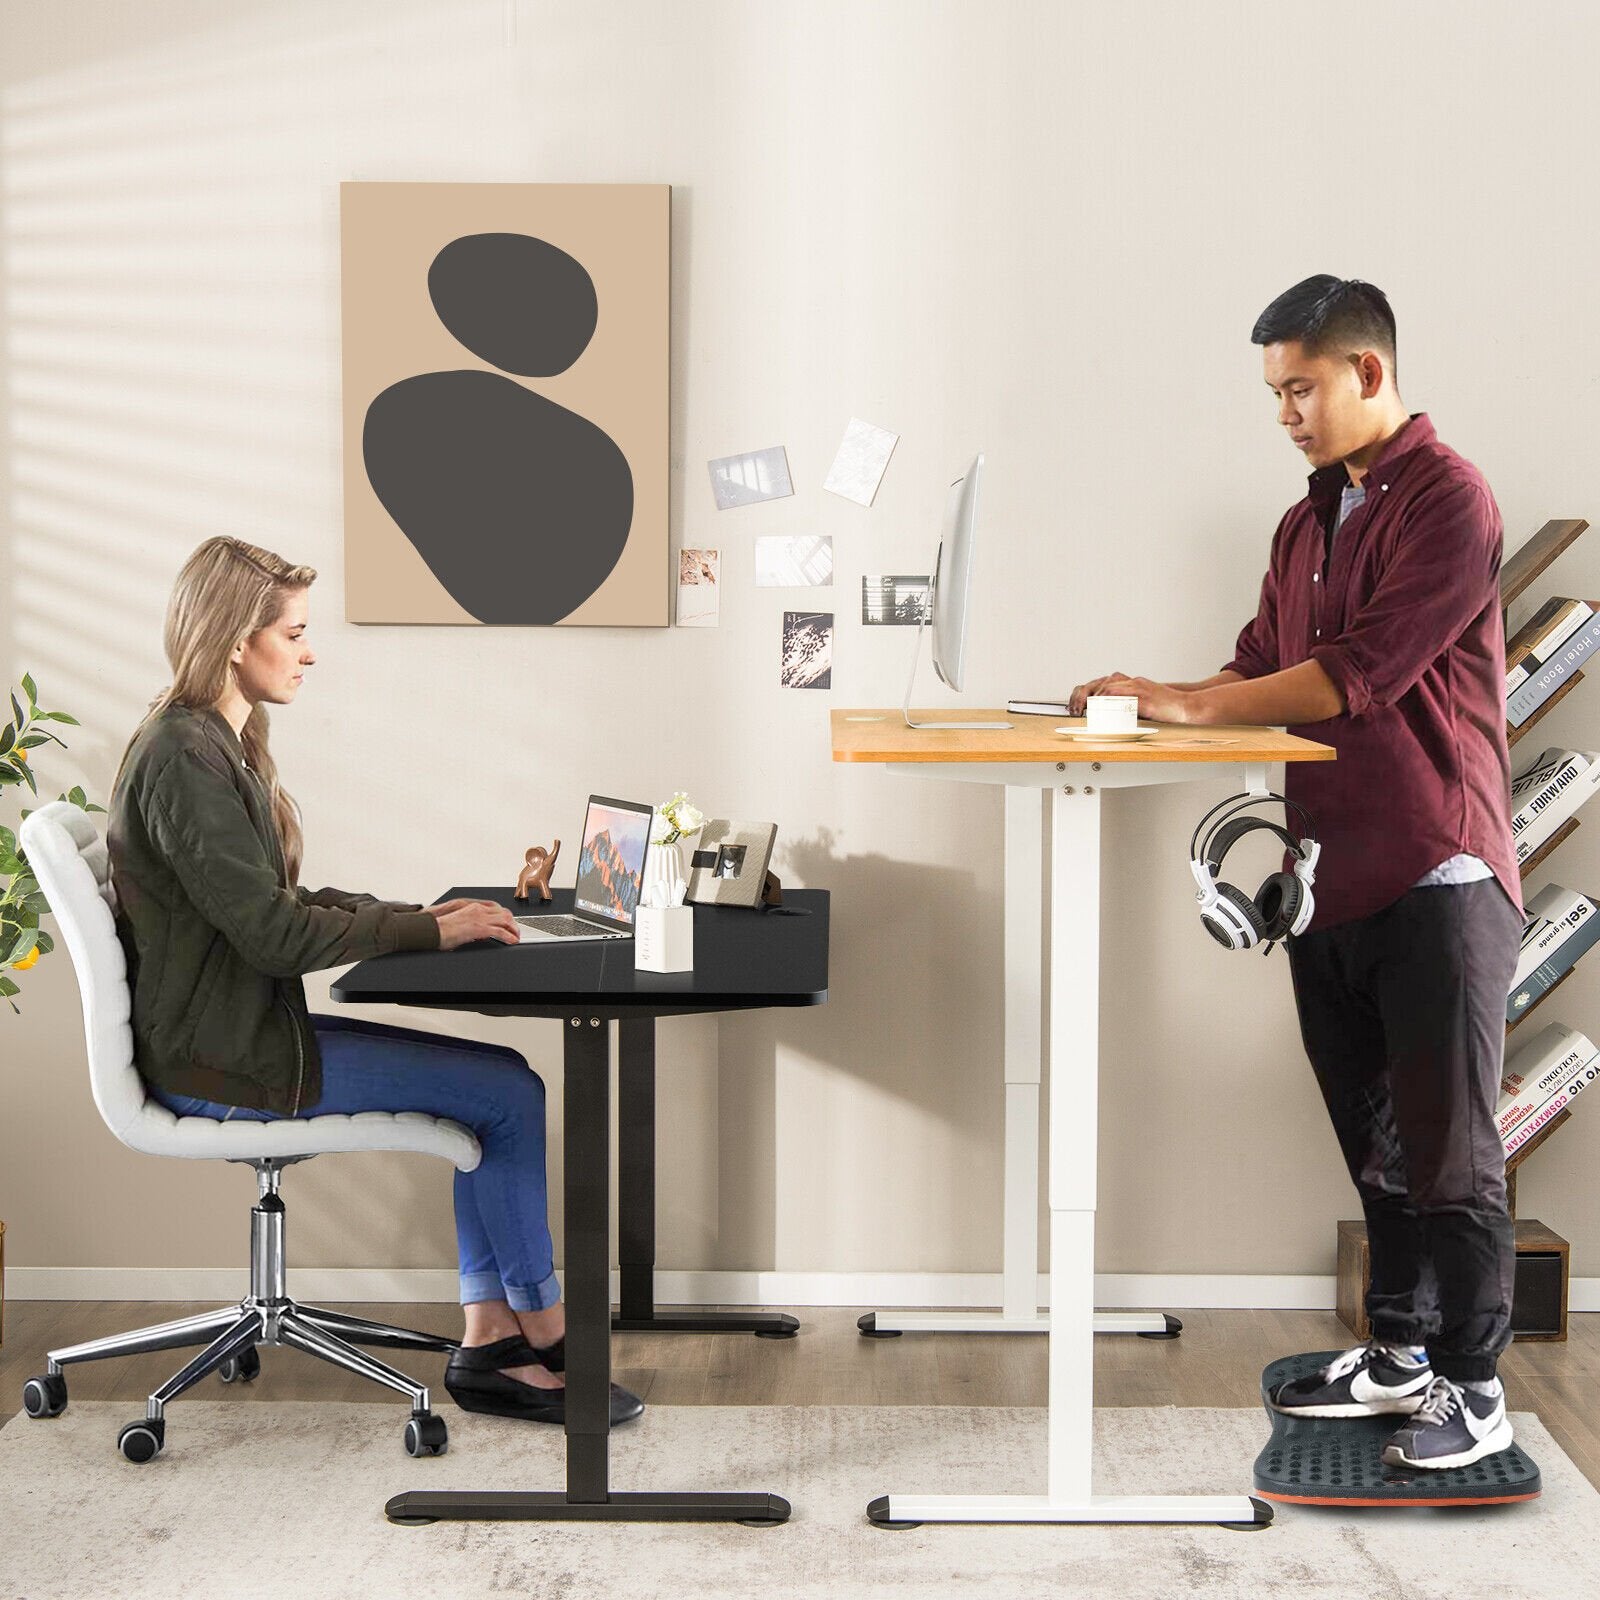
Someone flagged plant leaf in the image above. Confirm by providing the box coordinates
[0,975,19,997]
[39,711,79,726]
[0,723,13,757]
[9,691,23,729]
[68,785,87,806]
[4,927,38,966]
[19,760,37,796]
[34,930,54,956]
[18,733,51,749]
[22,673,37,707]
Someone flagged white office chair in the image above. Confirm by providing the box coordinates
[17,800,482,1463]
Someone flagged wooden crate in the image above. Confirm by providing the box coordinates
[1337,1218,1569,1342]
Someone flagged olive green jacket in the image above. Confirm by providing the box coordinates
[108,704,440,1114]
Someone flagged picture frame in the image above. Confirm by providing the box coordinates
[685,820,778,909]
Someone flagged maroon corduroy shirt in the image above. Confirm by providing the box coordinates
[1221,413,1523,935]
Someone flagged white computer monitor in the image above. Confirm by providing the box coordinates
[902,453,1010,730]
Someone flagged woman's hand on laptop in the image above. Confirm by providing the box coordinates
[435,900,522,949]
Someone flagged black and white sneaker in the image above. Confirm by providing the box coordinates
[1381,1377,1513,1470]
[1268,1340,1434,1418]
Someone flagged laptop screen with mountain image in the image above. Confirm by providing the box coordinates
[516,794,654,943]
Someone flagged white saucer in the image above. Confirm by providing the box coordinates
[1054,725,1157,742]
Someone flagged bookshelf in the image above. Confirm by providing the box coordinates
[1339,517,1592,1342]
[1500,518,1593,1236]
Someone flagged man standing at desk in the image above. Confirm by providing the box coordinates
[1069,275,1523,1471]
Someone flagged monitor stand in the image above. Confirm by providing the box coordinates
[901,614,1012,731]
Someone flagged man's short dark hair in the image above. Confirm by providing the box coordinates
[1251,275,1397,374]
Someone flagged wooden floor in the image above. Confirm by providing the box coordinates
[3,1301,1597,1488]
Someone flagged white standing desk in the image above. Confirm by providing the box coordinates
[833,710,1334,1527]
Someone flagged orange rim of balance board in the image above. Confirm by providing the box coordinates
[1257,1487,1541,1508]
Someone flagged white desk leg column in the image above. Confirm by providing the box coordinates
[862,786,1176,1340]
[867,785,1269,1528]
[863,786,1048,1337]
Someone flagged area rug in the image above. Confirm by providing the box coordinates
[0,1403,1592,1599]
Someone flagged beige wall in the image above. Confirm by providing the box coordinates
[3,0,1598,1289]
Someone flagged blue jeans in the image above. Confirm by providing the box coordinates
[148,1014,560,1313]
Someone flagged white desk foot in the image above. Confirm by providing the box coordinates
[857,1311,1182,1338]
[867,1492,1272,1529]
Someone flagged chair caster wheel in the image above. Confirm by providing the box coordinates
[218,1347,262,1384]
[119,1418,166,1463]
[404,1412,449,1457]
[857,1313,901,1339]
[22,1373,68,1419]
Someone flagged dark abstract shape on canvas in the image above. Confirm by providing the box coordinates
[364,370,634,624]
[427,232,599,377]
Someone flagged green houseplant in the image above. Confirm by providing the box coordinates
[1,674,103,1014]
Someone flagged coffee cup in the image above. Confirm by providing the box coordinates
[1085,694,1139,734]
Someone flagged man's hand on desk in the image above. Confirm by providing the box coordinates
[430,899,522,949]
[1066,674,1197,725]
[1068,660,1344,727]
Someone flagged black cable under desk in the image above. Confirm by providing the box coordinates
[332,886,830,1527]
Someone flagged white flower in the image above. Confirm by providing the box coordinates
[654,792,703,844]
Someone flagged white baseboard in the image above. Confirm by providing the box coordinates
[9,1267,1598,1313]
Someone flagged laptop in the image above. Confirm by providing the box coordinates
[516,794,654,943]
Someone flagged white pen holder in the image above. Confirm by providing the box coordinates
[635,904,694,973]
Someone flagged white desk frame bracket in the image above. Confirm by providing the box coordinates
[864,759,1273,1528]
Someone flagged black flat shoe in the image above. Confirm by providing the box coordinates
[444,1337,642,1426]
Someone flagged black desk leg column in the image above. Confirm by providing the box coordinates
[565,1015,613,1502]
[611,1017,800,1341]
[383,1015,788,1526]
[617,1017,657,1326]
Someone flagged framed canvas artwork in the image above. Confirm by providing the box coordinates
[342,182,670,625]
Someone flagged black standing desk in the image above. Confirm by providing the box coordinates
[331,886,829,1526]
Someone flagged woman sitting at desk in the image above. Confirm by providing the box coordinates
[108,535,642,1428]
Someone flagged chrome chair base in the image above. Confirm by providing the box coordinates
[40,1161,459,1423]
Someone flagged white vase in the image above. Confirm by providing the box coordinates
[644,836,689,908]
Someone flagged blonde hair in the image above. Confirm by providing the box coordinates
[116,537,317,881]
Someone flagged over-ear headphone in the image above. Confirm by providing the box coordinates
[1189,791,1320,954]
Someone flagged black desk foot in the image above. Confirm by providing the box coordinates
[386,1489,791,1525]
[1137,1313,1184,1340]
[612,1311,800,1338]
[857,1312,902,1338]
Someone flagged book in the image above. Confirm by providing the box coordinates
[1507,882,1600,1022]
[1496,1022,1596,1143]
[1513,882,1595,988]
[1509,746,1600,863]
[1007,699,1071,716]
[1504,1057,1599,1157]
[1507,612,1600,726]
[1506,596,1594,696]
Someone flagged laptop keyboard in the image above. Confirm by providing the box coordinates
[516,915,624,939]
